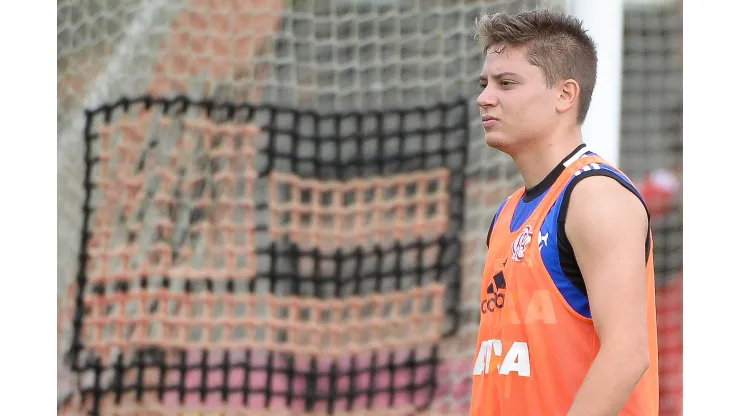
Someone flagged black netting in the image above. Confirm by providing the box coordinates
[66,95,469,415]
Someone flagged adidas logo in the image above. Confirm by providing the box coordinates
[481,270,507,313]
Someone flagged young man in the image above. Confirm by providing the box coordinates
[469,9,659,416]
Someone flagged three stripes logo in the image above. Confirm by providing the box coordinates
[481,269,507,314]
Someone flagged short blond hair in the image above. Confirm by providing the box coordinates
[474,9,598,124]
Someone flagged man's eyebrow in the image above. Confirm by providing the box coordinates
[479,72,520,81]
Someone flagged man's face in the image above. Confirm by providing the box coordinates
[477,45,559,152]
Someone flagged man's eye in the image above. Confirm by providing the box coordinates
[500,80,515,87]
[479,83,487,90]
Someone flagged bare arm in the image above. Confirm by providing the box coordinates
[565,176,651,416]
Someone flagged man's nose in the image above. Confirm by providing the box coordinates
[477,87,499,108]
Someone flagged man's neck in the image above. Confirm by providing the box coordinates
[511,128,584,189]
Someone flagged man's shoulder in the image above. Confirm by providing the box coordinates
[561,162,647,217]
[565,175,649,239]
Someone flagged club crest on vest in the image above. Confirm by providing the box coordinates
[511,225,534,262]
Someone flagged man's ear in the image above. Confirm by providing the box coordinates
[556,79,580,116]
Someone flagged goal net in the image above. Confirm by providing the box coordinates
[57,0,682,415]
[621,3,683,415]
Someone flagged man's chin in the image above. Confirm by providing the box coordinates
[484,133,510,150]
[485,135,523,157]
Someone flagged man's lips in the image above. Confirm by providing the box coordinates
[482,115,500,127]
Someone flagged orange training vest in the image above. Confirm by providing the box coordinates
[469,154,659,415]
